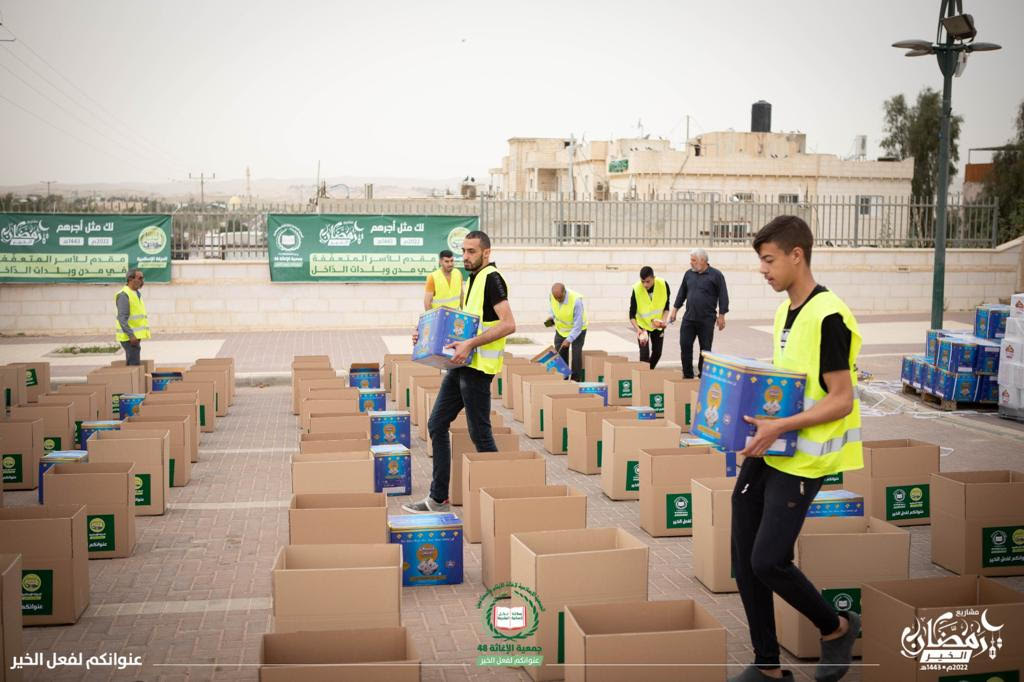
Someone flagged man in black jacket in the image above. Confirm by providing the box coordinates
[669,248,729,378]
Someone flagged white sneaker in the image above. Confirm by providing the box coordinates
[401,496,450,514]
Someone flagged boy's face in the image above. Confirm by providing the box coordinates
[756,241,801,292]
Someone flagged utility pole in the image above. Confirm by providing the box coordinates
[188,172,215,209]
[40,180,56,196]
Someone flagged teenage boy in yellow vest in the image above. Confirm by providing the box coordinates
[423,249,463,311]
[628,266,671,368]
[114,268,150,366]
[545,282,587,381]
[403,230,516,513]
[730,216,863,682]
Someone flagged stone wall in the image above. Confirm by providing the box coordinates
[2,240,1020,335]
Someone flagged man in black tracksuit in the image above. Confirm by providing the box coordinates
[669,248,729,378]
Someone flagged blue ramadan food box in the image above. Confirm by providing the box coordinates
[388,513,464,586]
[911,357,930,390]
[532,347,571,378]
[969,336,1001,375]
[691,353,805,457]
[118,393,147,420]
[150,371,182,392]
[578,382,609,406]
[922,363,940,395]
[974,304,1010,340]
[79,420,121,448]
[38,450,88,504]
[371,444,411,496]
[977,375,999,403]
[680,435,738,477]
[358,388,388,413]
[412,308,480,370]
[933,369,979,403]
[624,405,657,420]
[935,337,978,374]
[925,329,959,364]
[900,355,922,386]
[369,410,411,448]
[806,489,865,518]
[349,363,382,389]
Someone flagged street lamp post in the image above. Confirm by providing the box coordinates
[893,0,1000,330]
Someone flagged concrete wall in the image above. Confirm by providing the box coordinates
[1,241,1020,335]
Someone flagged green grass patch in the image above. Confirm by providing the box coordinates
[55,344,120,355]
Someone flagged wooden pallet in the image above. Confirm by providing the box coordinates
[918,390,998,413]
[901,382,921,397]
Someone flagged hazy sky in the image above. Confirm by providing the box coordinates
[0,0,1021,188]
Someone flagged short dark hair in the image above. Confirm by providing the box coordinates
[639,266,654,279]
[439,249,454,259]
[752,215,814,265]
[126,268,143,282]
[465,230,491,249]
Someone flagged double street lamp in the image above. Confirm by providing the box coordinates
[892,0,1000,330]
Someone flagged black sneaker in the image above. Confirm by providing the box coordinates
[728,666,794,682]
[816,611,861,682]
[401,496,450,514]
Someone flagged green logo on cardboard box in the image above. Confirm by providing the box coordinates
[134,474,151,506]
[618,379,632,399]
[21,569,53,616]
[42,437,60,452]
[665,492,693,528]
[625,460,640,492]
[21,573,41,593]
[885,484,929,521]
[87,514,115,552]
[25,368,38,387]
[981,525,1024,568]
[649,392,664,412]
[2,454,22,483]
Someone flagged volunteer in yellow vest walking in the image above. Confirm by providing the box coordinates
[545,282,587,381]
[629,266,671,368]
[731,216,863,682]
[423,249,463,311]
[114,268,150,367]
[403,230,516,514]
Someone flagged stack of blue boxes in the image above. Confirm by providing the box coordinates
[901,304,1009,403]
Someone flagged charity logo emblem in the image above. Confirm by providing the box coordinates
[477,581,544,642]
[991,530,1008,546]
[137,225,167,255]
[2,456,14,470]
[319,220,364,246]
[910,487,923,502]
[1,219,50,246]
[42,438,55,450]
[134,476,144,492]
[674,496,688,511]
[447,226,470,252]
[89,517,106,534]
[900,609,1004,666]
[21,573,42,593]
[273,224,303,252]
[831,592,854,611]
[893,488,907,503]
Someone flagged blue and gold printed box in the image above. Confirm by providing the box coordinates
[624,406,657,420]
[371,444,411,496]
[925,329,958,364]
[922,363,939,395]
[912,358,929,389]
[900,356,916,385]
[578,382,609,406]
[806,490,865,518]
[150,372,182,392]
[388,513,463,586]
[412,308,480,370]
[532,347,571,378]
[358,388,388,413]
[933,369,979,402]
[118,394,146,420]
[370,410,411,448]
[38,450,88,504]
[936,337,978,373]
[691,353,805,457]
[79,420,121,448]
[977,375,999,403]
[974,304,1010,339]
[969,336,1001,375]
[349,363,381,389]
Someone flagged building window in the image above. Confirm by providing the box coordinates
[778,193,799,204]
[703,222,751,241]
[857,195,882,216]
[730,192,755,202]
[555,221,592,244]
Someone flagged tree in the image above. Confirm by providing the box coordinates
[981,99,1024,244]
[882,88,963,201]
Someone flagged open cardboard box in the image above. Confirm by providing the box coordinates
[523,379,581,439]
[259,627,419,682]
[86,429,170,516]
[462,451,546,543]
[600,419,682,501]
[43,462,137,560]
[289,493,388,545]
[844,439,940,526]
[691,477,738,593]
[639,447,725,537]
[0,417,44,490]
[566,407,630,475]
[542,394,605,456]
[291,452,374,494]
[448,427,519,505]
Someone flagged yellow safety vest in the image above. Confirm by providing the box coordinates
[550,288,588,337]
[632,278,668,331]
[430,268,463,309]
[114,286,151,342]
[464,264,506,375]
[766,290,863,479]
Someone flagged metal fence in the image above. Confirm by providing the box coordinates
[7,195,999,259]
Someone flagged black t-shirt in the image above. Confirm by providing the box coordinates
[780,285,852,393]
[467,263,509,323]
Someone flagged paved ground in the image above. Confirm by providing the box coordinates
[4,315,1024,680]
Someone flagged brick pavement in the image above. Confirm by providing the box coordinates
[5,372,1023,681]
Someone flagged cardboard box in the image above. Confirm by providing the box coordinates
[308,413,370,436]
[931,470,1024,576]
[370,411,411,448]
[491,353,516,398]
[79,420,121,450]
[412,307,480,369]
[510,528,649,681]
[292,452,374,494]
[388,513,463,586]
[504,363,553,410]
[300,399,360,431]
[123,414,195,481]
[11,363,49,403]
[576,382,608,406]
[563,600,727,682]
[43,462,136,560]
[566,407,630,475]
[532,346,571,378]
[514,372,564,424]
[639,447,727,537]
[801,490,866,535]
[630,367,678,416]
[86,367,139,418]
[288,493,388,545]
[86,429,170,516]
[593,355,628,384]
[348,362,381,389]
[844,439,940,526]
[110,358,155,374]
[463,451,547,543]
[692,353,805,456]
[0,553,23,682]
[146,390,210,435]
[9,403,74,454]
[394,363,441,412]
[297,380,352,410]
[292,355,331,367]
[259,627,419,682]
[56,383,111,426]
[193,357,236,405]
[861,575,1024,682]
[166,380,217,430]
[975,303,1010,339]
[0,418,43,490]
[542,394,604,455]
[523,379,580,438]
[37,451,87,504]
[382,354,411,398]
[38,392,98,448]
[449,428,519,505]
[292,369,339,414]
[497,357,531,404]
[664,378,700,431]
[418,389,439,442]
[600,419,682,501]
[0,505,89,626]
[149,371,182,392]
[371,444,411,496]
[423,407,504,456]
[299,434,371,455]
[691,477,738,593]
[0,366,26,409]
[479,485,586,590]
[184,368,229,417]
[408,375,443,426]
[140,394,202,446]
[774,517,910,658]
[271,544,401,632]
[604,360,649,406]
[579,350,607,383]
[358,388,388,413]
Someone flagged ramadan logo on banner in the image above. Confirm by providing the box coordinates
[267,213,479,282]
[0,213,172,283]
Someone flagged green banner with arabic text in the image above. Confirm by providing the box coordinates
[267,213,479,282]
[0,213,172,283]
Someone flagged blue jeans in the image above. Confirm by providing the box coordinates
[120,340,141,366]
[427,366,497,503]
